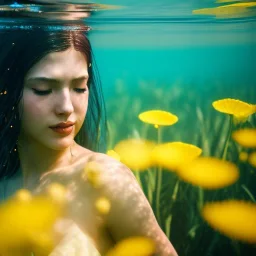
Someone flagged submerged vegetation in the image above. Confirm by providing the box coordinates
[106,80,256,255]
[0,80,255,255]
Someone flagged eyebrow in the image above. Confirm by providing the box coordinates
[26,75,89,84]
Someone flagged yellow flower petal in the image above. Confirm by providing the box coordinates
[107,150,120,161]
[15,189,33,202]
[106,236,156,256]
[138,110,178,126]
[95,197,111,215]
[202,200,256,243]
[151,142,202,171]
[0,193,62,252]
[176,157,239,189]
[232,128,256,148]
[239,151,248,162]
[226,2,256,8]
[193,5,255,18]
[248,151,256,167]
[29,231,55,255]
[114,139,155,171]
[212,99,256,118]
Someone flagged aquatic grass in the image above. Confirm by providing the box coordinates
[156,126,163,225]
[106,80,256,256]
[222,115,234,160]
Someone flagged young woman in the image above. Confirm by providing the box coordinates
[0,25,178,256]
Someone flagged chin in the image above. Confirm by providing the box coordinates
[47,137,74,151]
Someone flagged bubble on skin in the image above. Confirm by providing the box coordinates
[95,197,111,215]
[47,183,67,205]
[82,161,103,188]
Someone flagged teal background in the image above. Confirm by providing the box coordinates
[87,1,256,255]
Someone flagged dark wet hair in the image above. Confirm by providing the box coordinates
[0,26,107,179]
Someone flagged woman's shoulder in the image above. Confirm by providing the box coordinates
[40,147,132,188]
[75,145,127,175]
[74,145,121,168]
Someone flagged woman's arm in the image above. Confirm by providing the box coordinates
[38,152,178,256]
[97,155,178,256]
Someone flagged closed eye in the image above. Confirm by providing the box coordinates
[32,88,52,96]
[74,88,87,93]
[31,88,87,96]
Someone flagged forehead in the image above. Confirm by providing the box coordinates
[25,47,89,81]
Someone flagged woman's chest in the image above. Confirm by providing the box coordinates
[51,221,114,256]
[64,184,115,255]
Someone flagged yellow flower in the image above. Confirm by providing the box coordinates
[15,189,33,202]
[193,7,247,18]
[107,149,120,161]
[232,128,256,148]
[95,197,111,215]
[106,236,156,256]
[226,2,256,8]
[239,151,248,162]
[82,161,103,188]
[138,110,178,127]
[176,157,239,189]
[0,192,63,254]
[212,99,256,123]
[248,151,256,168]
[193,3,256,19]
[114,139,155,171]
[202,200,256,244]
[151,142,202,171]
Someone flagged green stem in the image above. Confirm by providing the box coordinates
[156,166,162,224]
[134,170,143,189]
[165,214,172,239]
[147,169,156,192]
[106,121,114,150]
[166,179,180,238]
[146,168,156,206]
[222,115,233,160]
[156,127,163,224]
[147,182,153,205]
[198,187,204,211]
[241,184,256,202]
[172,179,180,203]
[187,224,200,239]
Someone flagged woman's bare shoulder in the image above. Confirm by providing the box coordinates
[87,152,137,182]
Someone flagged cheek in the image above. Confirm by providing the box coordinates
[74,95,88,123]
[20,94,47,126]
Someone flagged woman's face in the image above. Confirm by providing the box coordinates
[19,47,89,150]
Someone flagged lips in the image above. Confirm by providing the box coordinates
[50,122,75,135]
[50,121,75,128]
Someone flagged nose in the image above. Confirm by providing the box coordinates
[55,88,74,116]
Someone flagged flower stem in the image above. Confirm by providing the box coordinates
[156,127,163,224]
[198,187,204,211]
[222,115,233,160]
[241,184,256,202]
[134,170,143,189]
[166,179,180,238]
[165,214,172,239]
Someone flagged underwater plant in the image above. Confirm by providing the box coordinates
[201,200,256,244]
[138,110,179,225]
[107,81,256,255]
[105,236,156,256]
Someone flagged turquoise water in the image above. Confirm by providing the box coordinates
[90,2,256,255]
[0,0,256,255]
[87,0,256,99]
